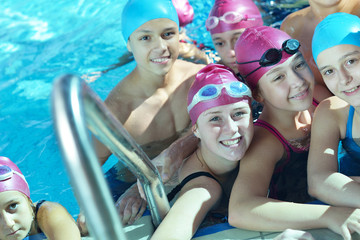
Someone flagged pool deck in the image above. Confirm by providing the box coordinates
[80,214,360,240]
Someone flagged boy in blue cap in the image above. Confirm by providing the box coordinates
[308,12,360,213]
[78,0,204,233]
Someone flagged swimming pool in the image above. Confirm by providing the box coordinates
[0,0,308,226]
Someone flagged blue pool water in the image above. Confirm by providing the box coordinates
[0,0,308,219]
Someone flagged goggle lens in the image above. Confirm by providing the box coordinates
[0,165,13,181]
[237,39,300,78]
[200,86,217,97]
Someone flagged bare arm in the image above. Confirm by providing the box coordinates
[150,155,222,240]
[228,127,360,239]
[37,202,81,240]
[308,98,360,208]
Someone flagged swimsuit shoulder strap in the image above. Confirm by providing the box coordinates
[167,171,219,202]
[346,105,355,138]
[34,200,47,233]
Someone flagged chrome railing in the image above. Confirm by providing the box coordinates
[51,74,170,240]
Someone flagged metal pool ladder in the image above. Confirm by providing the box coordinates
[51,74,170,240]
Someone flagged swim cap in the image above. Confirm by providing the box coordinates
[235,26,294,90]
[172,0,194,27]
[312,12,360,65]
[206,0,263,35]
[188,63,252,125]
[121,0,180,42]
[0,156,30,198]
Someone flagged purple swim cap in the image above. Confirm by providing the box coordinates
[172,0,194,27]
[235,26,294,90]
[0,156,30,198]
[188,63,252,125]
[206,0,263,35]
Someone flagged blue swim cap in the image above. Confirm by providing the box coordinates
[312,12,360,65]
[121,0,180,42]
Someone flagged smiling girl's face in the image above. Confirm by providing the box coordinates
[0,191,33,240]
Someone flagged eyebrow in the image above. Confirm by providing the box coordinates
[265,53,302,76]
[319,50,360,72]
[137,27,176,34]
[204,107,248,115]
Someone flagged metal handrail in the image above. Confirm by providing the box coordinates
[51,74,170,240]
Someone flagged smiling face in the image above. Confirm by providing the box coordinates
[211,29,245,74]
[257,53,315,111]
[127,18,179,76]
[0,191,33,240]
[195,100,253,162]
[317,44,360,106]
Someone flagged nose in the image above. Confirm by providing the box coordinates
[289,70,305,88]
[155,37,167,51]
[224,117,238,134]
[339,66,352,85]
[1,212,15,228]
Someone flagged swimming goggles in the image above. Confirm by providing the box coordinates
[0,165,27,182]
[206,11,257,30]
[187,81,252,112]
[236,39,300,78]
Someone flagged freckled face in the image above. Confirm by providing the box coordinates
[128,18,179,76]
[317,44,360,107]
[257,53,314,112]
[0,191,33,240]
[196,101,253,162]
[212,29,245,74]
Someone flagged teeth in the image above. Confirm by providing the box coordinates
[344,86,359,93]
[151,57,168,63]
[222,138,240,146]
[291,90,306,99]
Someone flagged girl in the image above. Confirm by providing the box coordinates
[228,26,360,240]
[0,156,81,240]
[308,13,360,208]
[206,0,263,75]
[151,63,254,240]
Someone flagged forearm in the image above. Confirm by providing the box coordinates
[229,197,330,231]
[309,172,360,208]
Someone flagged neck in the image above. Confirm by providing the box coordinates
[132,66,170,94]
[260,105,311,132]
[198,146,238,178]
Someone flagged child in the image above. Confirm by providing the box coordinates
[0,156,81,240]
[228,26,360,239]
[83,0,205,228]
[280,0,360,89]
[206,0,263,75]
[150,63,254,240]
[307,13,360,208]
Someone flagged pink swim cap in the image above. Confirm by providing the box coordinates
[188,63,252,125]
[235,26,295,90]
[172,0,194,27]
[0,156,30,198]
[206,0,263,35]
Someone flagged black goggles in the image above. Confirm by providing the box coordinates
[236,39,300,78]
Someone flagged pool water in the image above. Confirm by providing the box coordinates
[0,0,308,221]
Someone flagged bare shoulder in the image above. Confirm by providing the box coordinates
[173,59,205,76]
[314,96,350,126]
[280,7,311,36]
[36,201,69,217]
[104,75,135,121]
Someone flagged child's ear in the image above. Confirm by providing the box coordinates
[192,124,200,138]
[126,40,132,53]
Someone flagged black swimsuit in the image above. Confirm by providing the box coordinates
[34,200,46,233]
[167,171,220,202]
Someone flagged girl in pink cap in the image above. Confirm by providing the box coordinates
[150,63,254,240]
[206,0,263,75]
[228,26,360,239]
[0,156,81,240]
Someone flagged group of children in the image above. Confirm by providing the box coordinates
[2,0,359,239]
